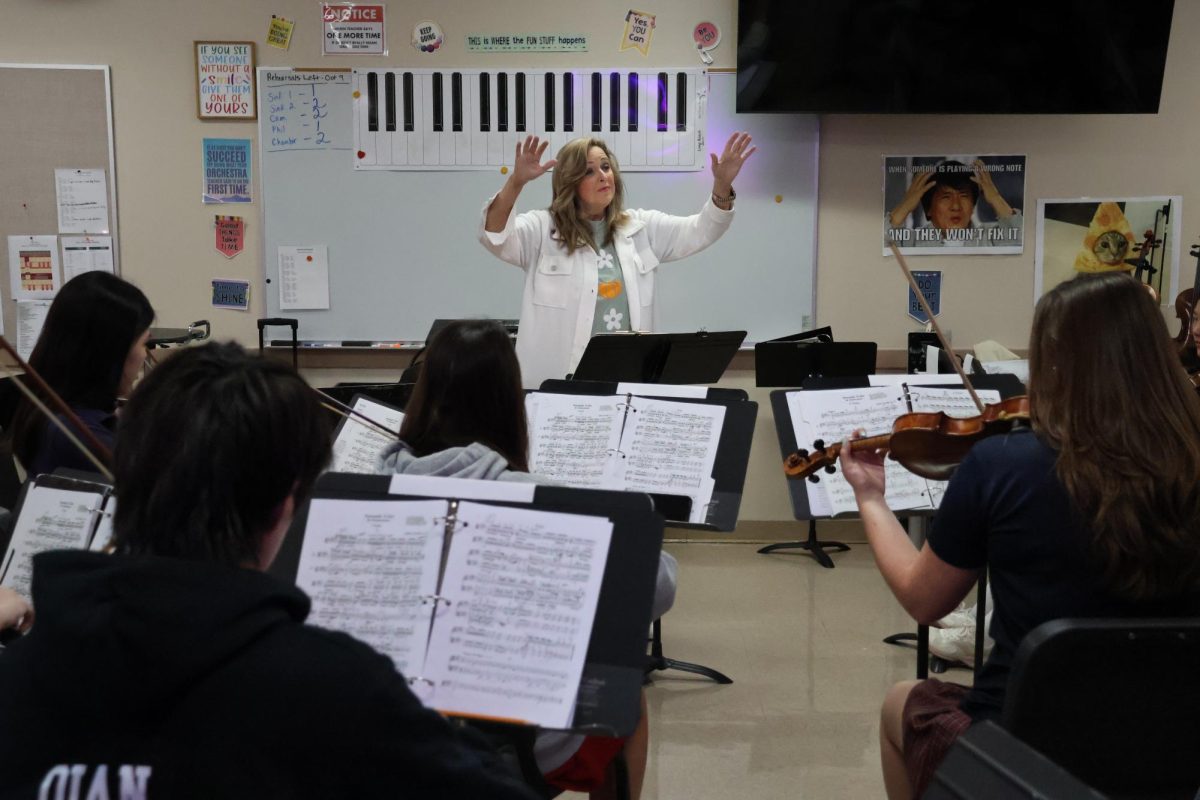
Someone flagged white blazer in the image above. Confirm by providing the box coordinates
[478,197,734,388]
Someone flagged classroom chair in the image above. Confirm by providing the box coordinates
[1002,617,1200,799]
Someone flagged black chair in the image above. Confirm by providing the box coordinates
[1002,617,1200,799]
[926,721,1107,799]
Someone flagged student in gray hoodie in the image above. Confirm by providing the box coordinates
[379,319,674,800]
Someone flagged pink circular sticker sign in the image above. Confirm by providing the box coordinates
[693,21,721,52]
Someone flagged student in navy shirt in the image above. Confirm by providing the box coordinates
[840,272,1200,799]
[7,271,154,478]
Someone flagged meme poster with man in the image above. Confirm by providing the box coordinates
[884,154,1027,256]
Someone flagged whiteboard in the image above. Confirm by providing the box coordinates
[258,68,817,343]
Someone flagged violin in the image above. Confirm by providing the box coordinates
[784,396,1030,482]
[1174,242,1200,348]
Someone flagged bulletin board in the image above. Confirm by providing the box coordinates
[0,64,118,352]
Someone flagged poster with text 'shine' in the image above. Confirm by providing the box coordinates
[278,245,330,310]
[7,235,61,301]
[884,155,1026,256]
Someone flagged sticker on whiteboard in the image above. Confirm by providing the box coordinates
[620,10,655,56]
[412,19,444,52]
[693,21,721,64]
[212,279,251,311]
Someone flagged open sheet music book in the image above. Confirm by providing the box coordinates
[295,497,612,730]
[329,395,405,473]
[0,476,114,601]
[786,385,1001,517]
[524,392,724,524]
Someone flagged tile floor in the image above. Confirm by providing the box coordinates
[567,542,976,800]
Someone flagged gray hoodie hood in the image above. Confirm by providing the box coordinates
[378,441,541,483]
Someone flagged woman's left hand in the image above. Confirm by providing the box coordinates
[710,131,756,192]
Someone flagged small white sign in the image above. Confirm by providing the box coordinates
[278,245,330,310]
[54,169,110,234]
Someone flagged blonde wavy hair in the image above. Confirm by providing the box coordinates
[549,138,629,255]
[1029,272,1200,601]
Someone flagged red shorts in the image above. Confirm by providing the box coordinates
[902,679,973,798]
[542,735,627,793]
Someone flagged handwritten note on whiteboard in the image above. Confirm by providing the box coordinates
[262,71,351,153]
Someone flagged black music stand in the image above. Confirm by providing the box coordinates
[320,382,414,411]
[271,473,663,738]
[571,330,746,384]
[755,337,877,387]
[756,331,877,566]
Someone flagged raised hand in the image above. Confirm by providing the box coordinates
[889,169,936,227]
[969,159,1014,218]
[512,135,557,186]
[710,131,756,193]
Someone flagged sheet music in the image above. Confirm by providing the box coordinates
[329,396,404,473]
[0,486,103,599]
[787,388,932,517]
[907,387,1001,417]
[618,397,725,524]
[422,501,612,729]
[526,394,623,487]
[296,498,445,676]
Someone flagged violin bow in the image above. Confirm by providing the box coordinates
[0,337,115,482]
[888,242,986,413]
[312,388,402,440]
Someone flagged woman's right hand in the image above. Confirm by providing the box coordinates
[0,588,32,634]
[511,136,557,186]
[889,170,936,227]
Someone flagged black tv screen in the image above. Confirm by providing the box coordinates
[736,1,1175,114]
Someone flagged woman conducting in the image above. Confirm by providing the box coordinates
[840,272,1200,799]
[479,132,755,387]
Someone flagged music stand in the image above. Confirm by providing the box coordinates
[755,330,877,388]
[571,331,746,384]
[148,320,211,349]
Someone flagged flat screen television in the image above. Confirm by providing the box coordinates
[736,1,1175,114]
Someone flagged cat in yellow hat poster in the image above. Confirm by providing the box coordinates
[1034,197,1181,303]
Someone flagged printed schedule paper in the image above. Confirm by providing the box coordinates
[54,169,110,234]
[278,245,330,310]
[295,498,611,729]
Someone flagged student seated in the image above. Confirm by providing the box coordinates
[0,342,537,800]
[7,272,155,477]
[840,272,1200,799]
[380,318,674,800]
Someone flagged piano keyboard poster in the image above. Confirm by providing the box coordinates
[352,68,707,171]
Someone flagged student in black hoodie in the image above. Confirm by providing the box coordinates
[0,342,537,800]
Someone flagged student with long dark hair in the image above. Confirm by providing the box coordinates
[840,272,1200,799]
[381,318,675,800]
[8,272,155,477]
[0,342,538,799]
